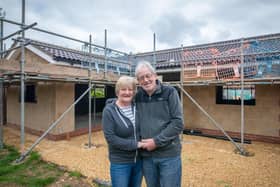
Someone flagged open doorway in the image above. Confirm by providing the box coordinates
[74,84,116,130]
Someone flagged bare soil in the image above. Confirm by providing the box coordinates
[48,172,93,187]
[3,126,280,187]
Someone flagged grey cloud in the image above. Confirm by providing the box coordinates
[208,0,280,28]
[195,0,280,41]
[2,0,280,52]
[150,12,206,46]
[26,0,151,29]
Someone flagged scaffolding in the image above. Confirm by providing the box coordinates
[1,0,280,160]
[0,77,3,149]
[132,32,280,154]
[0,1,133,160]
[179,37,279,151]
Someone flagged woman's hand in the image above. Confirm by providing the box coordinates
[139,139,157,151]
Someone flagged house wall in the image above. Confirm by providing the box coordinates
[5,46,76,136]
[183,84,280,138]
[6,82,75,135]
[53,82,75,134]
[7,83,55,132]
[13,46,50,65]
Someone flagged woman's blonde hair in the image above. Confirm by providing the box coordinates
[115,76,137,95]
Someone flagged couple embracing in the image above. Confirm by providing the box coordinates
[102,61,184,187]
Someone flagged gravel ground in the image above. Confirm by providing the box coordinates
[3,126,280,187]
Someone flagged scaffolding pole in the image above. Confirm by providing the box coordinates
[88,34,92,148]
[128,54,132,76]
[0,8,5,59]
[1,22,37,42]
[0,78,3,149]
[240,39,245,145]
[177,84,246,155]
[1,19,127,56]
[153,33,156,69]
[1,18,131,75]
[180,44,184,106]
[104,29,107,78]
[93,84,96,131]
[180,44,184,142]
[20,0,26,154]
[16,85,94,162]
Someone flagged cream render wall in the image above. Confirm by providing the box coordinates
[52,83,75,134]
[6,82,75,135]
[5,46,77,135]
[183,84,280,137]
[7,83,55,132]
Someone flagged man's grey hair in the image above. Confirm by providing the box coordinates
[134,61,156,77]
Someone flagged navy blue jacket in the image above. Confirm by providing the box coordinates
[102,98,141,163]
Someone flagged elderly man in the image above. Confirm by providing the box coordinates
[135,61,184,187]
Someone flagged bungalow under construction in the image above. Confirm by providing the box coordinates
[0,32,280,143]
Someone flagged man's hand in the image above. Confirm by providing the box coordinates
[137,141,144,148]
[141,138,157,151]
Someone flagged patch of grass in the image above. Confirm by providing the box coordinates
[69,170,83,178]
[0,144,63,187]
[216,180,232,187]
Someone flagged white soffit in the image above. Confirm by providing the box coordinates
[26,45,56,64]
[6,43,19,60]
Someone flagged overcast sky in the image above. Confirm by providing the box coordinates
[1,0,280,53]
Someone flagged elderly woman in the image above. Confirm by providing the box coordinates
[102,75,143,187]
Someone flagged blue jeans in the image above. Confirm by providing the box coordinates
[142,156,182,187]
[110,160,143,187]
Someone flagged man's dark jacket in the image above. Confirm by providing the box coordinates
[135,80,184,158]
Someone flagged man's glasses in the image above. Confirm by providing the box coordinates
[137,73,154,82]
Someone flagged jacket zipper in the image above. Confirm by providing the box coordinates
[115,104,138,163]
[133,105,137,163]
